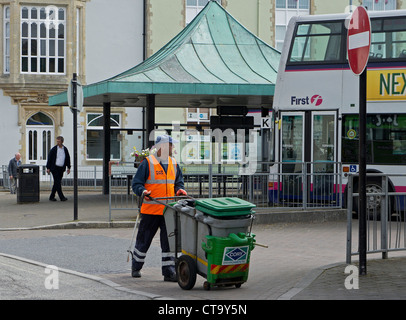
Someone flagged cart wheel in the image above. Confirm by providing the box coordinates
[203,281,211,291]
[176,255,197,290]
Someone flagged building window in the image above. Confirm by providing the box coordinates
[275,0,309,52]
[21,6,66,74]
[27,111,53,125]
[363,0,396,11]
[4,6,10,73]
[186,0,219,24]
[86,113,121,160]
[288,22,343,63]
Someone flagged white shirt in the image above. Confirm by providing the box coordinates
[55,146,66,167]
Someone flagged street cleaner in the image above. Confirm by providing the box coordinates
[131,134,187,281]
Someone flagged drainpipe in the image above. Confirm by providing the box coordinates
[257,0,260,37]
[143,0,147,61]
[142,0,147,148]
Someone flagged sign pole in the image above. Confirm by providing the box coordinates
[359,68,367,275]
[347,5,370,276]
[72,73,78,221]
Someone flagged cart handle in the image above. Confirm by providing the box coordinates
[254,243,268,248]
[144,195,194,210]
[147,195,193,201]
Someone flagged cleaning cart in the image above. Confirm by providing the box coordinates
[164,197,257,290]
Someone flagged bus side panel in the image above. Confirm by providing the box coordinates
[275,69,344,111]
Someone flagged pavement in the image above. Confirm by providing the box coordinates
[1,189,406,300]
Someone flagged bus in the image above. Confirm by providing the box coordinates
[270,9,406,212]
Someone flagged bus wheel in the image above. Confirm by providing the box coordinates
[365,182,382,211]
[353,178,392,221]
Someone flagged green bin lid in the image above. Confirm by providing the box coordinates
[195,197,255,217]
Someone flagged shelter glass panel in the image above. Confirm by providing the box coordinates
[86,113,121,160]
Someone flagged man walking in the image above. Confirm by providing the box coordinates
[46,136,71,201]
[131,135,187,282]
[8,153,21,194]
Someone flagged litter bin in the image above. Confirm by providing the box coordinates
[202,232,255,287]
[194,197,255,237]
[17,164,40,203]
[167,197,256,290]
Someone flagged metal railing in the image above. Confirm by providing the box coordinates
[267,162,343,209]
[107,161,344,220]
[2,164,105,190]
[346,173,406,264]
[108,161,139,221]
[3,161,344,217]
[2,165,9,188]
[181,161,343,209]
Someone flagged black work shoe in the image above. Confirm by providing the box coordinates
[132,269,141,278]
[163,272,177,282]
[60,197,68,201]
[49,197,57,201]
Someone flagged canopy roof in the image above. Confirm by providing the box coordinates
[49,0,280,108]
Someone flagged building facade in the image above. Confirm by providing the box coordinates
[2,0,406,173]
[0,0,144,174]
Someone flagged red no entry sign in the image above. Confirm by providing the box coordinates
[347,6,371,75]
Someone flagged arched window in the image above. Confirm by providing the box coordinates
[26,112,53,125]
[86,113,121,160]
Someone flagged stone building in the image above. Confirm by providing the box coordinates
[1,0,404,175]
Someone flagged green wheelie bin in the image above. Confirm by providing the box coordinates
[167,197,256,290]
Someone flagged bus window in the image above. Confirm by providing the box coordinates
[313,114,335,163]
[342,114,406,164]
[288,21,344,64]
[281,114,303,162]
[370,17,406,60]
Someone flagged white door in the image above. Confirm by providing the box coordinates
[278,111,338,204]
[26,126,54,179]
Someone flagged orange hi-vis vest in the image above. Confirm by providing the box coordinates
[141,155,177,215]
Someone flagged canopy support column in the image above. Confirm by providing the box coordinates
[145,94,155,148]
[103,102,111,195]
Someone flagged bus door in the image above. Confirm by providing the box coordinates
[277,111,338,205]
[311,111,337,203]
[279,112,305,202]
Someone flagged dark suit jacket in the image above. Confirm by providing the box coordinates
[46,145,71,172]
[8,158,20,177]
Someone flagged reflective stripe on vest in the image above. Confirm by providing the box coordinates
[141,155,177,215]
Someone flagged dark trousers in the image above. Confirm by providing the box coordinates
[132,214,175,276]
[50,166,65,199]
[9,177,17,194]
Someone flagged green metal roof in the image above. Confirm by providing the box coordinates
[49,1,280,107]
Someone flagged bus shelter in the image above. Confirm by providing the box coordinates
[49,1,280,194]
